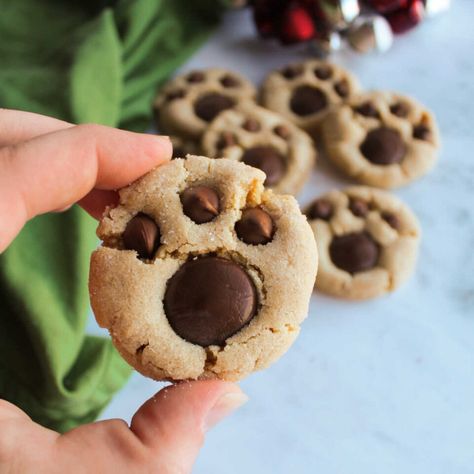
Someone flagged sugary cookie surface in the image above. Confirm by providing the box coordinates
[154,69,256,140]
[89,156,318,381]
[322,91,440,188]
[202,103,316,195]
[305,186,420,300]
[261,60,360,136]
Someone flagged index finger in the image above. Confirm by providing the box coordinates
[0,124,171,252]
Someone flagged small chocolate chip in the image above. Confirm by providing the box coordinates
[360,127,407,165]
[349,198,369,217]
[166,89,186,101]
[307,199,333,221]
[334,80,349,98]
[242,118,261,132]
[220,75,241,88]
[235,207,274,245]
[123,214,160,259]
[281,65,304,79]
[382,212,400,230]
[354,102,380,118]
[390,102,410,118]
[172,146,185,159]
[181,186,220,224]
[273,124,291,139]
[216,132,237,149]
[187,71,205,83]
[164,257,258,346]
[413,124,431,141]
[314,66,333,80]
[241,146,286,186]
[290,85,328,116]
[194,93,235,122]
[329,232,379,274]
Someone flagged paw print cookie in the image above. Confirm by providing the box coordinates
[322,91,440,188]
[89,155,317,381]
[201,103,316,195]
[260,60,360,136]
[305,186,420,300]
[154,69,256,140]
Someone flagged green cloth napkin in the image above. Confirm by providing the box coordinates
[0,0,227,432]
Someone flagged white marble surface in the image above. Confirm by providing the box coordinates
[95,3,474,473]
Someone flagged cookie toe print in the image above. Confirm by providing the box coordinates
[260,60,360,136]
[305,186,420,300]
[89,156,317,381]
[202,103,316,195]
[154,69,256,139]
[322,91,440,188]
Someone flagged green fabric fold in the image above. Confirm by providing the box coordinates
[0,0,227,432]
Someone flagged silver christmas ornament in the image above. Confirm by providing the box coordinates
[318,0,361,30]
[308,31,342,58]
[424,0,451,17]
[347,15,393,54]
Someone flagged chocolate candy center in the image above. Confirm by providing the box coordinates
[334,80,349,98]
[164,257,258,346]
[216,132,237,150]
[307,199,333,221]
[123,214,160,259]
[220,75,240,88]
[390,102,409,117]
[235,208,274,245]
[360,127,406,165]
[187,71,205,83]
[413,124,431,141]
[329,232,379,274]
[241,146,286,186]
[281,65,303,79]
[349,198,369,217]
[194,93,235,122]
[314,66,333,80]
[242,118,261,132]
[290,85,328,116]
[382,212,400,230]
[354,102,379,118]
[181,186,220,224]
[273,124,291,139]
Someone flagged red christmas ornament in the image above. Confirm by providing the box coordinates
[279,4,316,44]
[385,0,425,33]
[367,0,409,14]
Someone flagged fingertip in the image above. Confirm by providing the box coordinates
[142,134,172,165]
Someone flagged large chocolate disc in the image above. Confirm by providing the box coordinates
[164,257,258,346]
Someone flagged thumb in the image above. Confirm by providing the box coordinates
[131,381,248,473]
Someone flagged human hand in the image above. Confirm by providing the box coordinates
[0,109,248,473]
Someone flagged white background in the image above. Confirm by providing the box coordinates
[96,2,474,473]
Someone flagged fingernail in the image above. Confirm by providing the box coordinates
[203,391,248,432]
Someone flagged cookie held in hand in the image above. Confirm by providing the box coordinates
[305,186,420,300]
[89,155,318,381]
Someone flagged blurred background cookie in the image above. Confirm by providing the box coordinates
[260,60,360,137]
[322,91,440,188]
[154,68,256,139]
[305,186,420,300]
[202,103,316,195]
